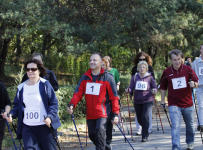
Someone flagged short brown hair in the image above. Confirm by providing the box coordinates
[169,49,182,60]
[132,52,152,66]
[24,58,47,77]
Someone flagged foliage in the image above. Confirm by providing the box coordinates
[14,64,24,86]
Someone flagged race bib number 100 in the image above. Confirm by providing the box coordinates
[135,81,148,90]
[172,77,187,90]
[85,82,101,95]
[24,108,40,122]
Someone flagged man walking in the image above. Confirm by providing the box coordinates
[67,53,120,150]
[159,49,198,150]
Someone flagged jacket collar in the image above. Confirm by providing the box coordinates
[197,56,203,63]
[84,68,105,80]
[138,72,151,78]
[171,64,184,73]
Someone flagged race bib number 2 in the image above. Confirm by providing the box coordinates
[172,77,187,90]
[85,82,101,95]
[24,108,40,122]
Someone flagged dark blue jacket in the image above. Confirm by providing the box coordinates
[10,78,61,139]
[21,70,59,91]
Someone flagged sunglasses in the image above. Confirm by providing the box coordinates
[26,68,38,72]
[139,58,146,61]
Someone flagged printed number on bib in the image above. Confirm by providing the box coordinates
[24,108,40,122]
[86,82,101,95]
[199,67,203,75]
[172,77,187,90]
[135,81,148,90]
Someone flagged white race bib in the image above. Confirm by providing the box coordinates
[24,108,40,123]
[172,77,187,90]
[85,82,101,95]
[135,81,148,90]
[199,67,203,75]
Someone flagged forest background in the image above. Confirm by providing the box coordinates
[1,0,203,148]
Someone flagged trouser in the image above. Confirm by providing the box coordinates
[22,124,57,150]
[0,119,5,150]
[106,118,113,145]
[135,107,153,132]
[196,91,203,126]
[169,105,195,150]
[134,101,153,138]
[87,118,107,150]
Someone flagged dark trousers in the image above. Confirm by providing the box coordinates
[134,101,153,138]
[0,119,5,150]
[106,118,113,145]
[22,124,57,150]
[87,118,107,150]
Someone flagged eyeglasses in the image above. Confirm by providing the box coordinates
[139,59,146,61]
[26,68,38,72]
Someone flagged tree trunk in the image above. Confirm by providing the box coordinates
[0,39,11,76]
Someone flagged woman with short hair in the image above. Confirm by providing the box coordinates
[126,61,157,142]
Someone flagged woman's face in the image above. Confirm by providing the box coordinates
[106,59,110,68]
[26,63,40,80]
[101,61,107,70]
[138,55,146,62]
[138,64,147,74]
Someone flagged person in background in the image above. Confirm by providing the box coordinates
[0,83,11,150]
[103,56,121,147]
[185,56,192,67]
[6,58,61,150]
[125,61,157,142]
[192,45,203,132]
[21,53,59,91]
[131,52,154,135]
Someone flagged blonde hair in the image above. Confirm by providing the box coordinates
[137,61,148,71]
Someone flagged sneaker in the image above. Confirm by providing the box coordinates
[105,144,112,150]
[136,132,141,136]
[187,143,194,150]
[141,137,148,142]
[148,130,153,134]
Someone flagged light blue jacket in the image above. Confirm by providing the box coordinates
[10,78,61,139]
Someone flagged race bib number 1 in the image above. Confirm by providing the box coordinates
[199,67,203,75]
[172,77,187,90]
[85,82,101,95]
[135,81,148,90]
[24,108,40,122]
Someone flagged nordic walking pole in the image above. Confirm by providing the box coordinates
[154,97,164,133]
[164,108,171,128]
[71,114,84,150]
[86,123,87,146]
[116,124,135,150]
[120,102,130,134]
[1,110,18,150]
[126,93,134,141]
[190,79,203,144]
[44,116,62,150]
[156,111,159,131]
[11,123,24,150]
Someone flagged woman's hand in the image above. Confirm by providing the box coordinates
[67,106,73,114]
[6,114,13,123]
[44,117,51,127]
[124,87,131,93]
[151,88,156,94]
[1,111,8,119]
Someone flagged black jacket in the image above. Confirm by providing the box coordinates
[0,82,11,119]
[21,70,59,91]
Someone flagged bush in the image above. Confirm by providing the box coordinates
[119,75,131,95]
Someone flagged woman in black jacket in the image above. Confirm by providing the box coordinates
[0,82,11,150]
